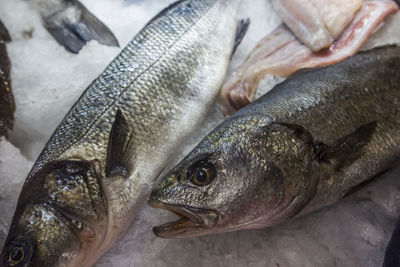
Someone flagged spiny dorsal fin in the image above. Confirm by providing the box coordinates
[316,121,377,170]
[232,18,250,57]
[106,110,135,178]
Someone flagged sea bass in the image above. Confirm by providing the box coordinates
[0,20,14,138]
[30,0,119,53]
[0,0,244,266]
[149,45,400,238]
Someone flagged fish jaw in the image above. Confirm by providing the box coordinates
[148,200,220,238]
[0,159,109,267]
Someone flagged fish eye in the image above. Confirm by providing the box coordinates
[8,247,24,265]
[4,237,32,267]
[187,160,215,186]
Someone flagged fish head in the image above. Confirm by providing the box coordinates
[1,160,106,267]
[149,116,318,238]
[0,204,80,267]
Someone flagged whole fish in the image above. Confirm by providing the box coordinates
[0,0,245,266]
[149,45,400,238]
[30,0,119,53]
[0,20,14,138]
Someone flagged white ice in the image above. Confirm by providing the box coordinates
[0,0,399,266]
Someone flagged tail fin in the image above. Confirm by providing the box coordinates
[43,1,119,53]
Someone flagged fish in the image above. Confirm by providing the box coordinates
[383,217,400,267]
[0,20,15,138]
[149,45,400,238]
[220,0,398,114]
[0,0,245,266]
[30,0,119,53]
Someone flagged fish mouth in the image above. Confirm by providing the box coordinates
[148,200,219,238]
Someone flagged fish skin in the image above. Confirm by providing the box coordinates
[0,0,241,266]
[149,45,400,238]
[0,20,14,138]
[30,0,119,53]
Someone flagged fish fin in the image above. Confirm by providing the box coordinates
[43,1,119,53]
[315,121,377,170]
[106,110,135,178]
[232,18,250,57]
[0,20,11,42]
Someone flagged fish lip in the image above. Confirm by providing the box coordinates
[148,200,218,238]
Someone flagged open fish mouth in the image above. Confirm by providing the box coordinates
[148,200,219,238]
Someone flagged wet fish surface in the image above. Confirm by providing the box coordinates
[0,0,243,266]
[150,45,400,238]
[30,0,119,53]
[0,20,14,138]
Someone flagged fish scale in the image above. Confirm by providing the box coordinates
[149,45,400,239]
[1,0,242,266]
[32,0,223,175]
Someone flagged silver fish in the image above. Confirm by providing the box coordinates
[30,0,119,53]
[0,0,244,266]
[149,45,400,238]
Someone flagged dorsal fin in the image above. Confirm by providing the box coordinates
[105,110,135,178]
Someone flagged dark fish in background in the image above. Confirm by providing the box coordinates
[149,45,400,238]
[30,0,119,53]
[0,20,15,138]
[0,0,245,266]
[383,217,400,267]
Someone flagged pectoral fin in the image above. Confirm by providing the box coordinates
[106,110,135,178]
[315,121,377,170]
[232,18,250,57]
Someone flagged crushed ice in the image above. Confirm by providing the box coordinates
[0,0,399,266]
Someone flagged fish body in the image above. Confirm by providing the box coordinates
[0,0,241,266]
[150,46,400,238]
[0,20,14,138]
[30,0,119,53]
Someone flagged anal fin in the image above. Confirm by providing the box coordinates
[106,110,135,178]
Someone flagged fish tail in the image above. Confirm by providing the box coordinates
[43,1,119,53]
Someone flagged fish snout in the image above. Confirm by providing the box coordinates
[149,173,181,202]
